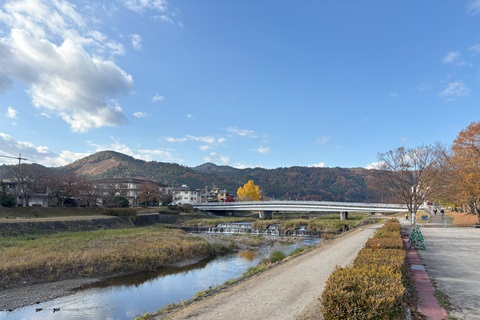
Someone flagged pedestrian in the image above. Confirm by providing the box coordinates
[405,213,409,221]
[434,208,437,215]
[441,208,444,217]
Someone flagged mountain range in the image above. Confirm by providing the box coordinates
[1,150,394,203]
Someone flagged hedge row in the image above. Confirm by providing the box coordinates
[321,219,408,320]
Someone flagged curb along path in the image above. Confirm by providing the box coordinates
[402,231,447,320]
[163,226,379,320]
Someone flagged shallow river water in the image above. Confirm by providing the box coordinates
[1,237,319,320]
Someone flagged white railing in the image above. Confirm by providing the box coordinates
[193,200,410,213]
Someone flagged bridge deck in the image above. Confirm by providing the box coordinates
[194,200,408,213]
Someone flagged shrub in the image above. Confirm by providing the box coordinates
[364,237,404,250]
[354,248,407,275]
[269,250,286,263]
[321,265,405,320]
[374,228,401,239]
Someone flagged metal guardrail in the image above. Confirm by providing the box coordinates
[193,200,409,213]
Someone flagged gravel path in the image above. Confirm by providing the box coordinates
[163,225,378,320]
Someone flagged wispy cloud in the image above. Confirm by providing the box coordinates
[88,137,182,163]
[226,126,257,138]
[438,81,470,101]
[468,0,480,14]
[123,0,168,13]
[315,136,331,145]
[203,152,230,164]
[130,33,142,50]
[443,51,461,64]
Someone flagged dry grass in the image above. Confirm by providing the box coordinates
[447,211,479,226]
[0,226,230,287]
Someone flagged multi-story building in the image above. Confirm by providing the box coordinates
[172,185,198,205]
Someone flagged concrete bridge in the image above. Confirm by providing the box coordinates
[193,200,409,219]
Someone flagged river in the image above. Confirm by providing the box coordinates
[1,237,319,320]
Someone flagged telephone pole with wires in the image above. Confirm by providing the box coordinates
[0,153,28,165]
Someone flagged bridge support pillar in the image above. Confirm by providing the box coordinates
[340,211,349,220]
[259,210,273,220]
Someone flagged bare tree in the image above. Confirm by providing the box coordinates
[377,144,444,223]
[9,164,47,206]
[138,182,161,206]
[76,177,98,207]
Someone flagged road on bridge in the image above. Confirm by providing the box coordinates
[161,225,379,320]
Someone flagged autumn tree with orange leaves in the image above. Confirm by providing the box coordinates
[444,122,480,215]
[237,180,262,201]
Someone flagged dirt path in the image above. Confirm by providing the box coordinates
[162,225,378,320]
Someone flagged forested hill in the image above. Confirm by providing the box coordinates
[2,151,394,203]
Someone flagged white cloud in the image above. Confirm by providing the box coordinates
[226,126,257,138]
[203,152,230,164]
[0,131,60,165]
[309,162,326,168]
[365,161,384,170]
[187,113,194,119]
[166,136,188,143]
[256,146,270,154]
[6,106,17,119]
[88,137,182,163]
[123,0,168,13]
[152,93,165,103]
[133,111,148,118]
[438,81,471,101]
[0,0,133,133]
[315,136,331,145]
[443,51,461,64]
[130,33,142,50]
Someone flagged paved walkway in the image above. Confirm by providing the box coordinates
[406,211,480,320]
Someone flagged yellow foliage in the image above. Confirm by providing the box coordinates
[237,180,262,201]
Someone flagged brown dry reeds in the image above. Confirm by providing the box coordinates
[0,226,230,287]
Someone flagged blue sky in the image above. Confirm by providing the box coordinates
[0,0,479,169]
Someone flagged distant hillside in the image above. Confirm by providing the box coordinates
[1,151,394,203]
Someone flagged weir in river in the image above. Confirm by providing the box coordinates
[180,222,327,237]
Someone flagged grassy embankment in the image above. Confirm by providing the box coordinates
[0,226,232,288]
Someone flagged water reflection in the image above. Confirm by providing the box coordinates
[1,238,319,320]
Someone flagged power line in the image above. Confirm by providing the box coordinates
[0,153,28,165]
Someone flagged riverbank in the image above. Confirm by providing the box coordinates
[0,233,304,312]
[157,225,379,320]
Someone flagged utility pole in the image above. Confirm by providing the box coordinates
[0,153,28,165]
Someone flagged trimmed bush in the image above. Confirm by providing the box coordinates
[354,248,407,275]
[365,237,404,250]
[321,219,408,319]
[321,265,406,320]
